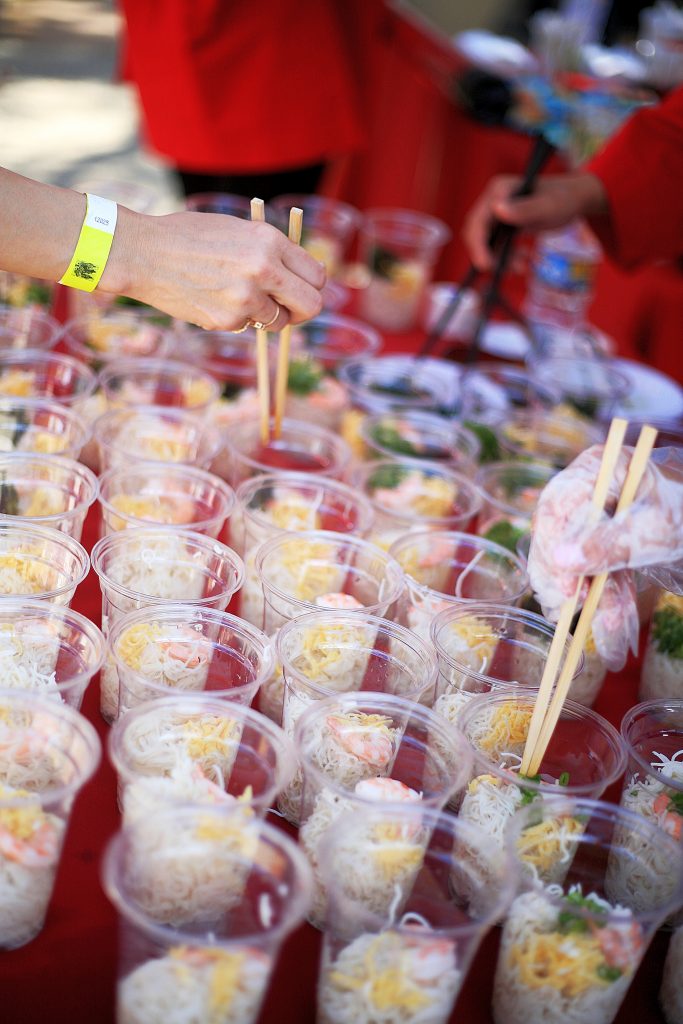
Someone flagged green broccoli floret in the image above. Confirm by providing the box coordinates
[652,606,683,659]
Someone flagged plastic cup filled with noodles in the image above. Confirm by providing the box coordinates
[98,357,220,414]
[270,195,360,277]
[530,356,632,422]
[0,453,98,542]
[456,692,626,885]
[496,797,683,1024]
[618,700,683,925]
[0,599,105,709]
[358,208,451,331]
[108,604,273,720]
[0,349,97,410]
[279,355,351,433]
[216,416,352,488]
[170,327,262,429]
[293,691,472,927]
[93,405,222,473]
[316,803,517,1024]
[351,460,483,552]
[0,522,89,607]
[475,460,556,553]
[61,311,172,372]
[0,396,90,460]
[253,529,405,633]
[498,407,605,470]
[0,305,61,351]
[276,610,437,779]
[388,529,529,644]
[359,411,481,469]
[108,694,295,827]
[288,313,382,375]
[91,528,244,721]
[98,463,235,540]
[338,355,460,416]
[429,603,594,729]
[0,689,100,948]
[102,805,312,1024]
[640,590,683,701]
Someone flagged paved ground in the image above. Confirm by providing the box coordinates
[0,0,178,210]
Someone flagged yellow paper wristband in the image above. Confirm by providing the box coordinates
[59,193,118,292]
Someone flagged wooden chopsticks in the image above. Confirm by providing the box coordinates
[520,419,658,777]
[250,199,304,445]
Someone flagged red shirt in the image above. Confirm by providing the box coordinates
[586,86,683,268]
[119,0,368,173]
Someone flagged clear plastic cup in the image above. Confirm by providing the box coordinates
[388,530,529,643]
[475,460,556,548]
[98,357,220,413]
[91,529,244,722]
[0,305,61,351]
[0,598,105,708]
[618,699,683,923]
[102,805,312,1024]
[184,192,252,217]
[531,355,632,421]
[338,355,461,415]
[430,603,589,727]
[108,604,273,719]
[93,404,222,472]
[0,273,53,313]
[317,804,517,1024]
[270,195,360,276]
[498,408,605,469]
[281,355,350,432]
[294,691,473,924]
[254,529,405,633]
[0,522,89,606]
[276,609,438,749]
[496,797,683,1024]
[359,208,451,331]
[217,416,352,487]
[457,692,626,880]
[289,313,382,374]
[171,326,260,395]
[351,460,483,551]
[0,689,100,947]
[359,410,480,468]
[0,452,98,541]
[640,591,683,701]
[0,349,97,408]
[0,395,90,459]
[62,311,172,370]
[108,694,295,825]
[98,463,235,539]
[460,363,563,425]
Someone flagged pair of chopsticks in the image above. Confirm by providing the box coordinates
[520,418,658,777]
[250,198,304,444]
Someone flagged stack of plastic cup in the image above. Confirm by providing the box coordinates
[0,522,89,606]
[93,405,222,472]
[316,804,517,1024]
[102,806,312,1024]
[294,691,472,925]
[0,599,105,708]
[0,689,100,948]
[388,529,528,642]
[496,797,683,1024]
[0,452,98,541]
[98,463,235,540]
[107,604,272,719]
[0,396,90,459]
[108,694,295,825]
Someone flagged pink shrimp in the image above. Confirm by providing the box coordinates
[653,793,683,841]
[326,716,393,768]
[314,592,364,611]
[0,819,59,867]
[159,626,208,668]
[418,536,455,570]
[406,937,456,982]
[354,777,421,803]
[594,920,644,972]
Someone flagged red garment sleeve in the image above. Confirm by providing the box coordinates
[585,86,683,269]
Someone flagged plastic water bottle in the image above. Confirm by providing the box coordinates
[524,223,602,332]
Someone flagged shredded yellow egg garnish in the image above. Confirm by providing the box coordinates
[183,717,240,762]
[139,434,191,463]
[510,930,606,997]
[0,784,44,839]
[24,488,64,518]
[276,538,338,601]
[330,934,430,1012]
[110,493,190,526]
[328,712,394,734]
[478,703,532,754]
[86,322,125,353]
[194,816,256,856]
[183,379,215,408]
[407,476,455,519]
[373,842,424,878]
[450,615,498,662]
[32,432,66,455]
[517,816,585,874]
[340,409,367,459]
[0,552,53,592]
[117,621,163,670]
[170,946,245,1017]
[296,624,352,678]
[0,369,36,397]
[467,773,500,796]
[266,496,321,531]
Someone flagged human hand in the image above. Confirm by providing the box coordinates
[528,444,683,669]
[462,172,608,271]
[102,208,326,331]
